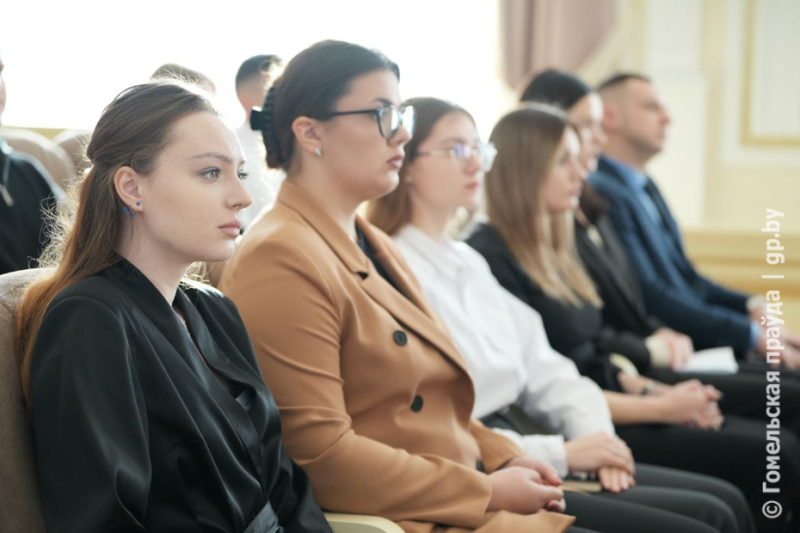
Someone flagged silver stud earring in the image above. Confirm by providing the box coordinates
[314,146,323,157]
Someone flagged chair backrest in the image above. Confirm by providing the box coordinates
[0,128,74,191]
[0,269,48,533]
[53,129,92,179]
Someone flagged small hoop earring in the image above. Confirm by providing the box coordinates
[314,146,322,157]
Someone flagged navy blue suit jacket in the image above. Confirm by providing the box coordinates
[589,156,752,351]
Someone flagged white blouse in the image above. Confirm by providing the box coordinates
[395,225,615,475]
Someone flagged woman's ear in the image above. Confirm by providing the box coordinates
[292,116,324,158]
[113,166,143,215]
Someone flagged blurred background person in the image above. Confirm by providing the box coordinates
[0,53,62,275]
[151,63,216,94]
[234,54,283,228]
[591,73,800,371]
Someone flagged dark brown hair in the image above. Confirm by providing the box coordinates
[253,40,399,172]
[366,97,473,236]
[14,80,217,405]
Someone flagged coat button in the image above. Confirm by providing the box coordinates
[476,459,485,472]
[393,330,408,346]
[411,395,424,412]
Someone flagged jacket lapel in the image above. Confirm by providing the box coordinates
[276,182,472,378]
[595,158,691,291]
[104,260,268,481]
[592,219,649,315]
[357,221,472,376]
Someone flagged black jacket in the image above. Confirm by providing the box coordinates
[0,140,61,275]
[30,258,332,533]
[575,211,664,373]
[466,223,622,392]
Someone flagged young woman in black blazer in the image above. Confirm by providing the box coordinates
[467,103,799,532]
[14,81,331,533]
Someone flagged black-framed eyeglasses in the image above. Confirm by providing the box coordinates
[416,142,497,172]
[325,104,416,140]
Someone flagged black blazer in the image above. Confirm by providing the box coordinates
[0,140,61,275]
[575,213,664,373]
[466,223,622,392]
[30,258,332,533]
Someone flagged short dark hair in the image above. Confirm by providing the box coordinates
[254,40,399,172]
[596,72,652,93]
[520,69,592,110]
[235,55,282,90]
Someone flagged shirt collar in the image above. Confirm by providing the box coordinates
[602,154,648,191]
[396,224,466,279]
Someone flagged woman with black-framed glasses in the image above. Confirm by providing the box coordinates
[324,102,416,141]
[221,40,583,533]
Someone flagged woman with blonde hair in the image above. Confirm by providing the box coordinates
[15,80,332,533]
[467,103,797,532]
[367,96,751,533]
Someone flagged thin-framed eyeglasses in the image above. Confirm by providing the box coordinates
[325,104,416,140]
[415,142,497,172]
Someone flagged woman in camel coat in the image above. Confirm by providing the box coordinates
[219,40,577,533]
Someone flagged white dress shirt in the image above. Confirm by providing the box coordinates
[395,225,615,475]
[235,121,284,229]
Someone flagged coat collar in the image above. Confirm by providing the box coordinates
[276,181,473,378]
[101,258,259,391]
[395,225,472,283]
[100,258,270,472]
[356,221,473,378]
[276,180,370,276]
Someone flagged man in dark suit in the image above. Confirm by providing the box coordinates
[588,73,800,369]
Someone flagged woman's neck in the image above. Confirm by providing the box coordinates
[408,199,452,243]
[117,236,188,305]
[290,172,360,241]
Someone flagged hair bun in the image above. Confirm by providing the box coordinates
[254,85,282,168]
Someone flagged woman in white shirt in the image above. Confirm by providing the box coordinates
[366,97,753,533]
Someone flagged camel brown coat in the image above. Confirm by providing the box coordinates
[219,181,574,533]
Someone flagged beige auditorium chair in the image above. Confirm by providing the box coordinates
[0,128,74,191]
[0,269,402,533]
[53,129,92,180]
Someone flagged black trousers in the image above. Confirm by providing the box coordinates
[483,409,753,532]
[647,365,800,437]
[617,416,799,533]
[564,463,752,533]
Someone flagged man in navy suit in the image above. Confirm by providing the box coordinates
[588,73,800,369]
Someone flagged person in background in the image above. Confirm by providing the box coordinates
[0,53,62,275]
[15,80,332,533]
[466,104,799,532]
[590,72,800,370]
[234,54,283,228]
[367,96,753,533]
[220,40,580,533]
[520,69,800,439]
[151,63,216,94]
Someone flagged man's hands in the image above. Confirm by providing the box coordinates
[651,328,694,369]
